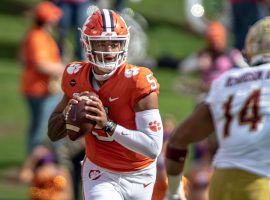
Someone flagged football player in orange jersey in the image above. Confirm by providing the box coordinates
[48,6,163,200]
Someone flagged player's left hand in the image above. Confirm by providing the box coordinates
[84,95,108,129]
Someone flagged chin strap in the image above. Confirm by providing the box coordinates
[92,67,117,81]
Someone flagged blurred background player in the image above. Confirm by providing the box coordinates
[20,1,64,156]
[48,7,163,200]
[165,16,270,200]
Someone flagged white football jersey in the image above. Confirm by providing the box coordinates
[206,63,270,177]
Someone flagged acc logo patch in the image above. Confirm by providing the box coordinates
[70,79,76,86]
[125,67,140,78]
[67,63,82,74]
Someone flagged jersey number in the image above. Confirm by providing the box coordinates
[223,89,261,137]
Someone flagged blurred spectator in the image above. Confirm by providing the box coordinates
[97,0,126,11]
[53,0,95,61]
[114,0,126,11]
[229,0,269,50]
[158,21,247,104]
[158,21,247,101]
[55,138,85,200]
[185,159,213,200]
[19,144,73,200]
[178,21,248,93]
[20,1,64,154]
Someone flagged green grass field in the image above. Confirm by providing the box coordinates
[0,0,206,198]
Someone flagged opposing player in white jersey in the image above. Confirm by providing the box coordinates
[165,17,270,200]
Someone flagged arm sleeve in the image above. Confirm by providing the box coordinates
[112,109,163,159]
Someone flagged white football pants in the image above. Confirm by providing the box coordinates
[82,157,156,200]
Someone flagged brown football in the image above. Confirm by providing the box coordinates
[66,92,98,141]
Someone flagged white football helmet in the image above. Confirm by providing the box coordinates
[245,16,270,66]
[80,7,130,74]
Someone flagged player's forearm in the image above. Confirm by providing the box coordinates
[165,144,187,175]
[48,112,67,141]
[111,109,163,159]
[165,145,188,200]
[112,125,163,159]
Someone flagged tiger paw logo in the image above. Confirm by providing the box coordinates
[125,67,140,78]
[148,121,162,132]
[67,63,82,74]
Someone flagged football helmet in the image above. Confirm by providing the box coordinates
[80,7,130,74]
[245,16,270,65]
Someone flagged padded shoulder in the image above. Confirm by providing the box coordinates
[61,62,93,98]
[122,64,159,107]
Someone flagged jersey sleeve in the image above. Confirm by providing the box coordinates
[131,67,160,107]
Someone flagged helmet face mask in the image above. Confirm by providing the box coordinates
[80,8,130,73]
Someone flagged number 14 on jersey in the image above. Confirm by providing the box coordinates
[223,89,262,137]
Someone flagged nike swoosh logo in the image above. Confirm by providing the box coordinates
[143,182,152,188]
[109,97,119,102]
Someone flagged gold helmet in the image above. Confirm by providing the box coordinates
[245,16,270,65]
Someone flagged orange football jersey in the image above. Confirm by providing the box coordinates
[62,62,160,172]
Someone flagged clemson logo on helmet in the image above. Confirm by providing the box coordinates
[67,63,82,74]
[125,67,140,78]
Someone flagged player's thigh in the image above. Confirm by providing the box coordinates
[82,159,123,200]
[122,167,156,200]
[209,168,270,200]
[83,181,123,200]
[82,168,124,200]
[130,181,155,200]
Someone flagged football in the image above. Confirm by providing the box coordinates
[66,92,98,141]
